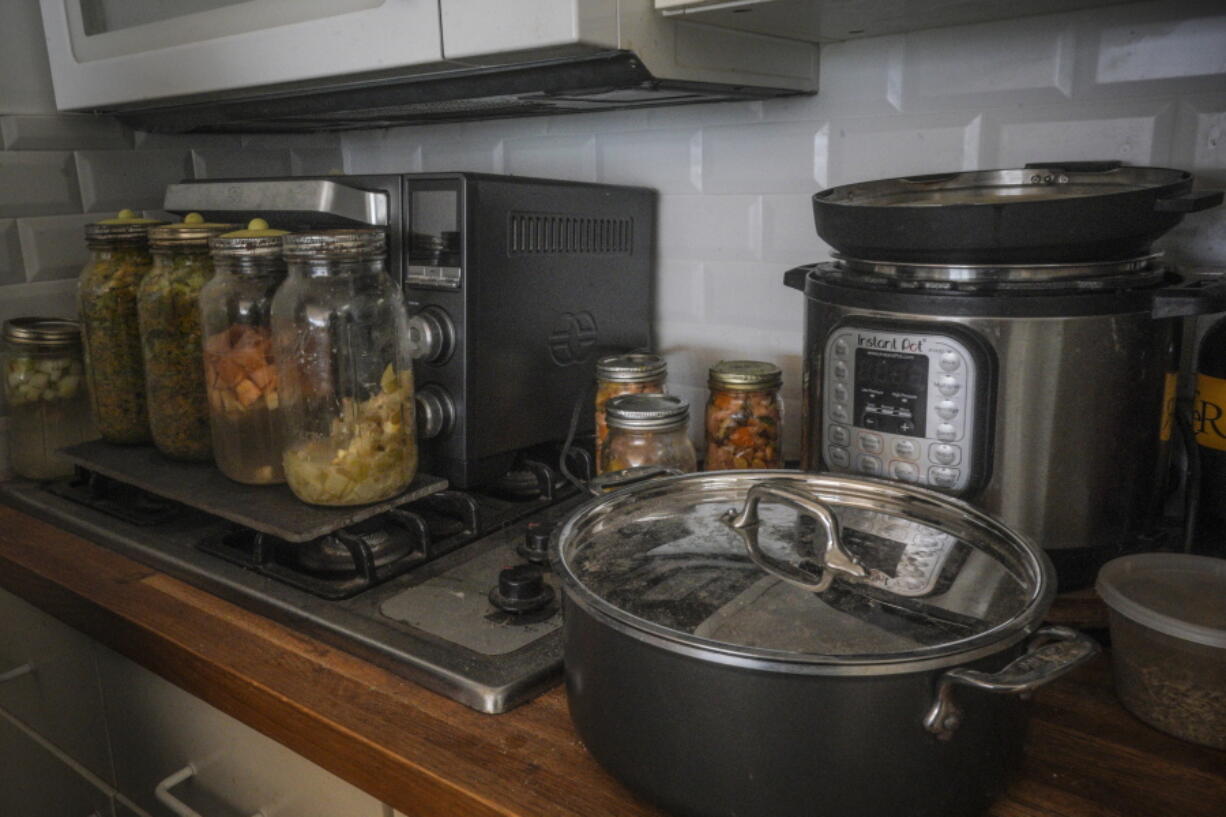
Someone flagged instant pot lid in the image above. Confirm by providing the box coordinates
[554,472,1054,670]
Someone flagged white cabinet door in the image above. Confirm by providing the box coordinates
[440,0,618,61]
[97,646,384,817]
[0,588,115,786]
[0,714,113,817]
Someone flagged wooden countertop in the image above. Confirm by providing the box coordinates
[0,504,1223,817]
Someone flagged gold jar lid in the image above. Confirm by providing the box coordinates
[3,317,82,348]
[708,360,782,391]
[596,353,667,383]
[210,218,290,259]
[84,208,167,246]
[149,212,238,249]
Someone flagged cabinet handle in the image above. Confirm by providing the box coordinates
[0,663,33,683]
[155,765,265,817]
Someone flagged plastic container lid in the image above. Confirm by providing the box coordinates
[1096,554,1226,649]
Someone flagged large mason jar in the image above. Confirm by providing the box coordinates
[78,209,165,443]
[2,318,95,480]
[200,219,290,484]
[271,229,418,506]
[139,213,237,461]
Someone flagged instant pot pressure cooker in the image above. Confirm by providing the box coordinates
[788,162,1226,588]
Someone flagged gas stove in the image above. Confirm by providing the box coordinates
[1,445,593,713]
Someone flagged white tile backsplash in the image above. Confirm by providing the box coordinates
[191,148,292,179]
[17,212,104,283]
[76,149,192,212]
[701,120,829,193]
[1,114,131,151]
[503,135,597,182]
[987,99,1174,168]
[0,151,80,217]
[0,218,21,286]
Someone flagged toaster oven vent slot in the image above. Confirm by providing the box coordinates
[510,213,632,255]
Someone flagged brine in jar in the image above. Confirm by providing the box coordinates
[200,220,289,484]
[602,394,696,475]
[594,353,666,474]
[704,360,783,471]
[272,230,418,506]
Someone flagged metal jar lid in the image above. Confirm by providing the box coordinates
[597,353,667,383]
[3,317,82,348]
[709,360,782,391]
[553,471,1054,674]
[211,219,290,261]
[149,212,238,249]
[282,228,387,262]
[84,209,167,246]
[605,394,689,431]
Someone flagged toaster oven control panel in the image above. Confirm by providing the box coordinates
[822,326,980,494]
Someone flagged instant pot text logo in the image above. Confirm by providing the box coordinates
[549,311,598,366]
[1193,374,1226,452]
[857,334,926,353]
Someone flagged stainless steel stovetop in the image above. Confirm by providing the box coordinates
[1,476,580,713]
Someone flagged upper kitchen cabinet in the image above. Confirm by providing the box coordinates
[38,0,820,133]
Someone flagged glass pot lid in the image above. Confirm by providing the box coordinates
[553,471,1053,670]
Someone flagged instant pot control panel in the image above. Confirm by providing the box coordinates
[821,322,992,495]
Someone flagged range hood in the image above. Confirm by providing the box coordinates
[40,1,818,134]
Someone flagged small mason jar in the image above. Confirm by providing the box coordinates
[2,319,95,480]
[272,229,418,506]
[200,219,290,484]
[704,360,783,471]
[594,353,666,474]
[78,209,166,443]
[602,394,696,475]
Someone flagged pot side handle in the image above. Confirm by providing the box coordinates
[720,480,867,593]
[1153,190,1224,213]
[783,265,810,292]
[1151,276,1226,319]
[923,625,1099,741]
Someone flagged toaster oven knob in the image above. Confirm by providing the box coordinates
[407,306,454,364]
[415,385,455,439]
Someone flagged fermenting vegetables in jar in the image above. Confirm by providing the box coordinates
[78,209,165,443]
[602,393,696,475]
[140,213,237,461]
[272,229,418,506]
[594,353,666,474]
[2,319,95,480]
[705,360,783,471]
[201,220,290,484]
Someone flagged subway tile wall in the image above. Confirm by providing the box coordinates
[341,0,1226,457]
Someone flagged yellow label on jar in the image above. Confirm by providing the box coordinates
[1160,371,1178,442]
[1194,373,1226,452]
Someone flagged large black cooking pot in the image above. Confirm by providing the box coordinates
[812,161,1223,263]
[553,472,1098,817]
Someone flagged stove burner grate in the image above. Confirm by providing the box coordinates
[48,467,179,526]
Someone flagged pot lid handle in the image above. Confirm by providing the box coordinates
[720,479,868,593]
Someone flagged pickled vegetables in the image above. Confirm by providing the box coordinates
[204,325,283,484]
[5,356,83,405]
[283,364,417,505]
[704,388,782,470]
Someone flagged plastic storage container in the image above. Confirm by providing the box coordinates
[594,353,667,473]
[78,209,166,443]
[1096,554,1226,749]
[271,229,417,506]
[140,213,237,461]
[704,360,783,471]
[200,219,290,484]
[2,318,94,479]
[601,393,696,475]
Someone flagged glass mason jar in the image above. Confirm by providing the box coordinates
[602,394,696,475]
[78,209,166,443]
[594,353,666,474]
[271,230,418,506]
[704,360,783,471]
[200,220,290,484]
[139,213,237,461]
[2,319,95,480]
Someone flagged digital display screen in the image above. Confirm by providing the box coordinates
[853,349,928,437]
[409,188,460,268]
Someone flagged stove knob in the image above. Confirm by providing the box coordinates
[415,385,455,439]
[490,564,555,614]
[407,306,455,364]
[517,521,554,565]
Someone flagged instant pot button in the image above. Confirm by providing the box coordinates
[939,352,960,372]
[831,404,849,423]
[928,466,960,488]
[935,400,959,421]
[890,461,919,482]
[833,361,849,380]
[936,423,957,441]
[828,424,851,446]
[936,376,960,397]
[930,443,959,466]
[893,439,918,460]
[833,383,849,402]
[827,446,851,468]
[858,432,883,454]
[856,454,882,476]
[833,338,850,357]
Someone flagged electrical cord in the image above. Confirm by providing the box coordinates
[1176,406,1200,554]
